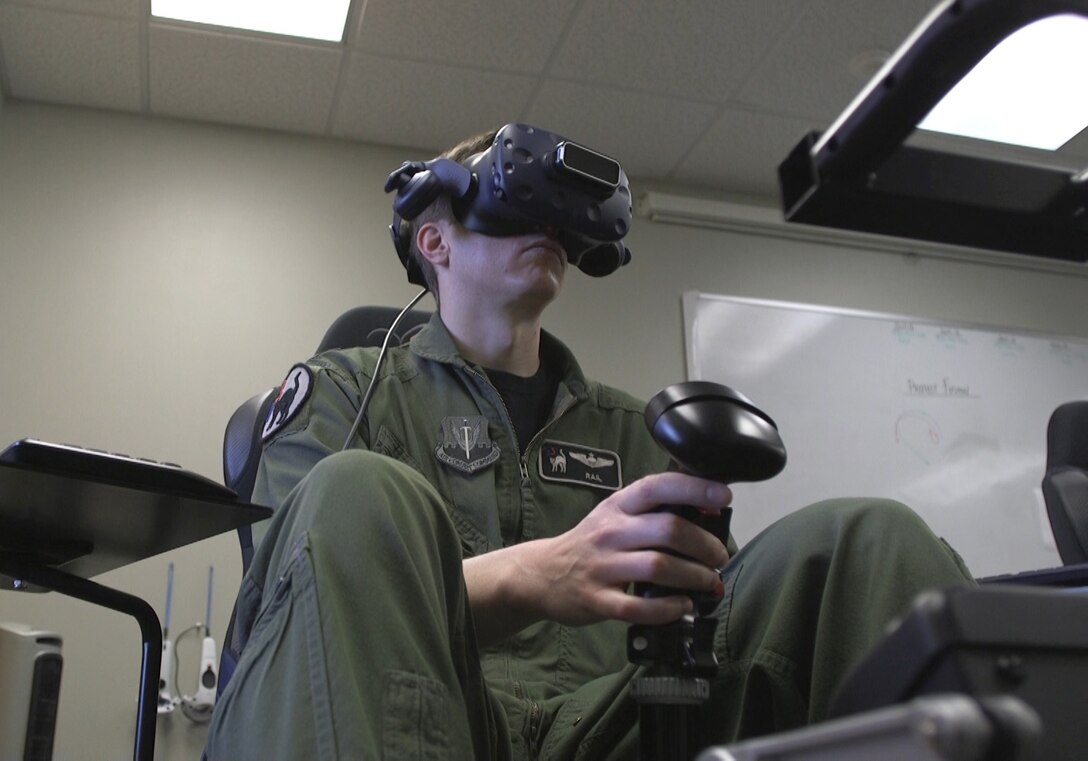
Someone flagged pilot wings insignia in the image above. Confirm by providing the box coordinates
[569,452,615,469]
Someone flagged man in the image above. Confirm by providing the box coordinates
[204,125,973,760]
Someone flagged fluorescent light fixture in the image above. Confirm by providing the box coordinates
[918,13,1088,150]
[151,0,351,42]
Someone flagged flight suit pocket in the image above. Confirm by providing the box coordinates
[383,670,449,761]
[208,534,337,759]
[373,425,421,470]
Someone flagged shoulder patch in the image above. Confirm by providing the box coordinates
[262,364,315,440]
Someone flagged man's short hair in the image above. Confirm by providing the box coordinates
[408,128,499,300]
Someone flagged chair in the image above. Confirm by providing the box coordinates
[1042,400,1088,565]
[216,305,430,695]
[223,305,431,508]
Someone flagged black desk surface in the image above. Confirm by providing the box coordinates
[979,562,1088,589]
[0,443,271,584]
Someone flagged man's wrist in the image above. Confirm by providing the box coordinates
[464,538,554,645]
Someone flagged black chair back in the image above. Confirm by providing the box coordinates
[1042,400,1088,564]
[223,306,431,506]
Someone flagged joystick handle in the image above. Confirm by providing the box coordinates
[645,381,786,485]
[636,382,787,609]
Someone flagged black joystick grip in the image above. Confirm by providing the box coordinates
[645,381,786,484]
[638,382,787,611]
[631,382,787,761]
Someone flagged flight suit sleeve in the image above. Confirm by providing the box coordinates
[250,357,368,526]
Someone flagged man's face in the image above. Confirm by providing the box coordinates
[442,221,568,312]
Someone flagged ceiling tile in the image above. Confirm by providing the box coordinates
[524,81,719,180]
[148,24,342,134]
[332,52,538,151]
[351,0,581,73]
[673,108,818,197]
[0,4,141,109]
[549,0,806,104]
[1,0,142,17]
[733,0,939,121]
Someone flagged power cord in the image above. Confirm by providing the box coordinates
[173,623,217,723]
[157,566,219,724]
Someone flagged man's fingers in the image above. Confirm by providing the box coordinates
[613,472,731,517]
[603,513,729,569]
[605,549,725,594]
[601,588,695,626]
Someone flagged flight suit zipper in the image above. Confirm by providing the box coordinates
[512,680,543,747]
[464,365,579,486]
[464,363,579,750]
[465,367,525,461]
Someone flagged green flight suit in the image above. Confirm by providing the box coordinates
[204,315,974,760]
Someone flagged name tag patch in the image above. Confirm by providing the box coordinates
[539,440,622,491]
[435,416,501,474]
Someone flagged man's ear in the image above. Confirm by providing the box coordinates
[416,220,450,270]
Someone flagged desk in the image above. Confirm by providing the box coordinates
[979,562,1088,590]
[0,453,271,761]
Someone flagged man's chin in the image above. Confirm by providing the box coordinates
[519,273,564,309]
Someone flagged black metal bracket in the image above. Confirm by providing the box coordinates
[0,555,161,761]
[779,0,1088,263]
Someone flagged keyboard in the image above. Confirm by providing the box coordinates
[0,438,238,501]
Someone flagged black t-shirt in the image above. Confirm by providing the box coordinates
[486,362,558,453]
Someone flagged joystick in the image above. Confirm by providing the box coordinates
[630,381,786,761]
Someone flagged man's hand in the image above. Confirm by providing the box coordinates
[464,472,732,645]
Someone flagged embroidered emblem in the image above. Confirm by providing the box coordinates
[539,440,622,491]
[262,364,314,440]
[435,416,501,474]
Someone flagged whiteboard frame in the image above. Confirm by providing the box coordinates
[684,292,1088,382]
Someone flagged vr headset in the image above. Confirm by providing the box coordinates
[385,123,633,286]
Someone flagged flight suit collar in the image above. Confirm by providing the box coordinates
[409,312,590,403]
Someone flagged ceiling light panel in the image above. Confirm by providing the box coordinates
[151,0,351,42]
[918,13,1088,151]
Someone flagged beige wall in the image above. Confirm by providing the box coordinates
[0,101,1085,760]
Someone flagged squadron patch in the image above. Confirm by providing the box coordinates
[539,440,622,491]
[262,364,314,440]
[435,416,501,474]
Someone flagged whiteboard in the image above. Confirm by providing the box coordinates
[684,292,1088,578]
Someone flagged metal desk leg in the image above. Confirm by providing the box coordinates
[0,556,161,761]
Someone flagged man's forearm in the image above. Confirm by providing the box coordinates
[462,538,555,647]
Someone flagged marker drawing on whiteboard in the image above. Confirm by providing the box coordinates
[936,327,967,349]
[1049,340,1087,366]
[905,378,976,398]
[893,321,926,345]
[895,411,942,465]
[995,335,1024,357]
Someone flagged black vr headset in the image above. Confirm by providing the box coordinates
[384,123,633,286]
